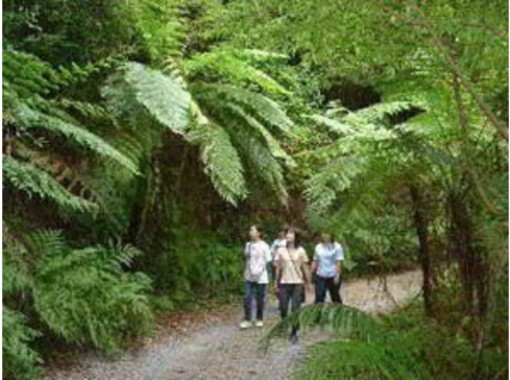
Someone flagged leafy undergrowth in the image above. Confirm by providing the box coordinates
[294,302,508,380]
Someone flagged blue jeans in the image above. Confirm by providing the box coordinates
[244,281,267,321]
[314,275,342,304]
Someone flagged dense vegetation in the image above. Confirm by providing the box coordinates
[3,0,508,379]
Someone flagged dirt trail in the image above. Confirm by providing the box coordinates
[42,270,422,380]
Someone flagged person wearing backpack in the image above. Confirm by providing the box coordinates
[239,225,272,329]
[274,227,312,343]
[311,232,344,304]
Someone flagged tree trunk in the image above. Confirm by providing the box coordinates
[409,184,434,316]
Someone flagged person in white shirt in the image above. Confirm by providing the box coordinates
[311,232,344,304]
[239,225,272,329]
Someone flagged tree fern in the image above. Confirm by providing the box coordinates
[193,83,294,134]
[3,156,97,213]
[227,104,296,167]
[11,104,139,174]
[187,122,248,205]
[104,62,191,135]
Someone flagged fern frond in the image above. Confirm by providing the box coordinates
[3,308,42,380]
[346,101,420,125]
[21,231,154,353]
[129,0,185,62]
[307,113,355,135]
[227,104,296,168]
[12,104,139,174]
[3,156,97,213]
[107,62,192,134]
[193,83,294,134]
[184,49,291,97]
[305,155,368,213]
[297,339,433,380]
[262,304,380,351]
[187,122,248,205]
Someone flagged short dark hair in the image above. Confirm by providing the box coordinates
[321,232,335,243]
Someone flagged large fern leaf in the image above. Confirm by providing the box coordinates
[12,104,139,174]
[105,62,192,135]
[3,156,97,213]
[193,83,294,135]
[187,122,248,205]
[184,49,291,97]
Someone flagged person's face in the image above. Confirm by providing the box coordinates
[321,233,332,243]
[286,231,295,243]
[249,226,260,240]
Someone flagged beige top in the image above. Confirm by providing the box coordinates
[275,246,309,284]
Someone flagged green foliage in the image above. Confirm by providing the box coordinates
[187,121,247,205]
[267,302,505,379]
[3,156,97,213]
[109,62,192,134]
[128,0,184,63]
[146,229,243,300]
[3,308,43,380]
[4,229,154,355]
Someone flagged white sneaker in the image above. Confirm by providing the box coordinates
[239,321,252,329]
[255,320,264,328]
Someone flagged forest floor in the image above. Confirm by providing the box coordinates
[42,270,422,380]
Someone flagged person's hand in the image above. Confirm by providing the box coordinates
[334,273,341,285]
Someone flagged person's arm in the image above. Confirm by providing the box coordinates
[334,243,344,284]
[301,248,312,284]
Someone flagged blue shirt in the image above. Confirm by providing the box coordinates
[313,242,344,278]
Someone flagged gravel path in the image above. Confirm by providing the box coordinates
[41,270,422,380]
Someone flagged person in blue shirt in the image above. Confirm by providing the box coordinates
[311,232,344,304]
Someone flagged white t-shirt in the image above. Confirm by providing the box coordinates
[244,240,272,284]
[313,242,344,278]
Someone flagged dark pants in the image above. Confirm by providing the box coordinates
[244,281,266,321]
[279,284,304,336]
[314,275,342,304]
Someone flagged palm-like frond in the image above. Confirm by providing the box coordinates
[112,62,192,134]
[194,83,294,135]
[187,122,248,205]
[227,104,296,167]
[263,304,433,380]
[184,49,291,97]
[12,104,139,174]
[3,156,97,213]
[263,304,380,349]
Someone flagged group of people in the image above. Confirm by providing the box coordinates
[240,225,344,342]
